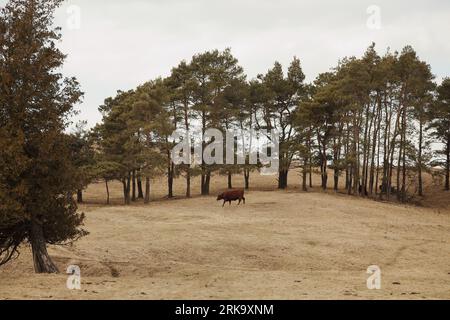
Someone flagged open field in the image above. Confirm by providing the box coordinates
[0,172,450,300]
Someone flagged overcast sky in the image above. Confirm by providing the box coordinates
[2,0,450,128]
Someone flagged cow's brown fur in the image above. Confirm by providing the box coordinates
[217,189,246,207]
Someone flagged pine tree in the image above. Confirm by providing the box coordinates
[256,58,306,189]
[190,49,245,195]
[167,61,197,197]
[95,90,138,204]
[132,80,172,202]
[429,78,450,191]
[0,0,87,273]
[68,121,96,203]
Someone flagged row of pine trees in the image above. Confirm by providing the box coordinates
[73,45,450,205]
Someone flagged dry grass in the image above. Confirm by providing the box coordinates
[0,170,449,300]
[83,168,450,209]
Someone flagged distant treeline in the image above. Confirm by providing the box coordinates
[72,45,450,205]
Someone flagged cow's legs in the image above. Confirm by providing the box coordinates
[242,197,246,204]
[223,200,226,207]
[238,198,241,205]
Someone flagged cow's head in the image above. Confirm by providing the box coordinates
[217,193,224,201]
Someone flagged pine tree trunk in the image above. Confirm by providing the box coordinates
[388,140,396,200]
[318,135,328,190]
[401,112,407,202]
[105,180,110,205]
[388,160,394,200]
[186,170,191,198]
[302,161,308,192]
[76,189,83,204]
[333,129,342,193]
[30,220,58,274]
[352,113,360,195]
[388,106,401,200]
[278,170,288,189]
[418,121,423,196]
[368,103,379,195]
[168,175,173,198]
[345,167,349,190]
[278,170,283,189]
[375,130,381,196]
[348,166,353,195]
[228,172,232,189]
[320,152,325,190]
[278,171,284,189]
[167,163,174,198]
[137,170,144,199]
[144,177,151,204]
[446,138,450,191]
[201,172,206,195]
[123,174,131,205]
[370,115,381,195]
[322,171,328,190]
[334,168,339,192]
[307,131,313,188]
[205,172,211,195]
[345,124,350,191]
[201,170,211,195]
[396,142,402,201]
[201,115,208,196]
[361,104,371,197]
[375,167,380,196]
[244,169,250,190]
[126,175,131,205]
[184,107,191,198]
[132,170,136,202]
[321,145,328,190]
[402,148,407,202]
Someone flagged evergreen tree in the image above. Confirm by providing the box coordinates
[0,0,87,272]
[190,49,245,195]
[68,121,96,203]
[256,58,306,189]
[95,90,138,204]
[429,78,450,191]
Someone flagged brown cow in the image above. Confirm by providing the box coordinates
[217,189,246,207]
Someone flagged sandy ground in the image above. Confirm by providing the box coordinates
[1,172,450,300]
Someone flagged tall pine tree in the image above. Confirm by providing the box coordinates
[0,0,87,273]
